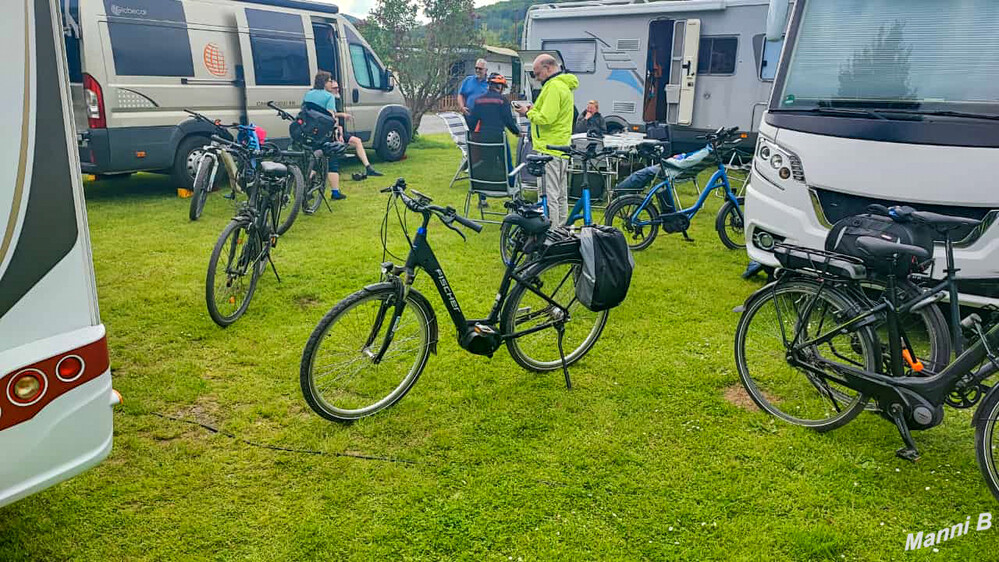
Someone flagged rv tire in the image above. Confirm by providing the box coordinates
[173,135,211,189]
[376,120,408,161]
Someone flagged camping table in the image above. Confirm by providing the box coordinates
[568,132,649,202]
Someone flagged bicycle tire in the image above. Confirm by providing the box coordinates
[275,164,305,236]
[502,256,608,372]
[715,196,746,250]
[603,194,659,251]
[975,388,999,503]
[300,283,433,421]
[205,219,263,327]
[189,153,215,221]
[499,221,521,266]
[735,278,877,432]
[302,156,327,215]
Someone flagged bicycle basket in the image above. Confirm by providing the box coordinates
[773,243,868,280]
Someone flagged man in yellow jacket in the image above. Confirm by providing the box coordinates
[515,54,578,226]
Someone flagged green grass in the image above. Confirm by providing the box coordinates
[1,134,995,560]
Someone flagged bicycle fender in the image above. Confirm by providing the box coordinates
[361,280,439,355]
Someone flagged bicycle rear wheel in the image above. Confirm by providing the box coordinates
[189,153,215,221]
[302,156,327,215]
[502,256,608,372]
[975,387,999,502]
[206,219,263,327]
[300,284,433,421]
[275,164,304,235]
[603,194,658,251]
[735,279,876,431]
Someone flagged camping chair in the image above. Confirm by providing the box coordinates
[438,112,470,189]
[463,131,519,222]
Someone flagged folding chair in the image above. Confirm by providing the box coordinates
[437,112,470,189]
[463,131,519,222]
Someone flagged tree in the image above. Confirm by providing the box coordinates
[838,21,915,101]
[362,0,482,136]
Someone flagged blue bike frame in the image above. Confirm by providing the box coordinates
[628,153,742,227]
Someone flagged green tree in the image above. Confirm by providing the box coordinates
[838,21,915,101]
[362,0,482,136]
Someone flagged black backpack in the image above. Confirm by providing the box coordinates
[576,226,635,311]
[290,103,337,148]
[825,213,934,276]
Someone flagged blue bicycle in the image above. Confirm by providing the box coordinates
[603,127,746,251]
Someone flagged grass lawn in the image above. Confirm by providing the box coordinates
[1,134,995,560]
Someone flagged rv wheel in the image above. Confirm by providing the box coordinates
[172,136,212,189]
[376,120,409,161]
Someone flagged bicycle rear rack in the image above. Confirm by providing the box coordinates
[773,243,868,280]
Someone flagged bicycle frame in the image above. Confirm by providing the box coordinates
[628,158,742,227]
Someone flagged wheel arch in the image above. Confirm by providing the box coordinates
[373,105,412,151]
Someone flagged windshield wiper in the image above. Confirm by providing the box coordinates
[771,107,891,120]
[876,109,999,122]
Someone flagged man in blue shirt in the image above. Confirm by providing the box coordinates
[303,71,382,200]
[457,58,488,115]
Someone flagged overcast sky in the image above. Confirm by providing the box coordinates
[324,0,505,18]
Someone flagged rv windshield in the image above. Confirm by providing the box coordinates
[774,0,999,116]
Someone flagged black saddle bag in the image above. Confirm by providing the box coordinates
[825,214,934,276]
[290,106,337,148]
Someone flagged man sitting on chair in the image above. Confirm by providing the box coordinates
[465,73,521,208]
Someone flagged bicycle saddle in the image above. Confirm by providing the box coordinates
[503,212,551,235]
[259,161,288,177]
[855,235,932,263]
[897,207,981,232]
[526,154,553,164]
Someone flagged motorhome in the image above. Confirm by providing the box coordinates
[744,0,999,306]
[1,0,119,508]
[521,0,780,153]
[63,0,412,188]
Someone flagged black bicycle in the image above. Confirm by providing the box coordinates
[267,101,346,215]
[300,178,609,421]
[734,205,999,501]
[205,137,304,327]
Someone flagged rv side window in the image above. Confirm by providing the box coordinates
[349,44,384,90]
[697,37,738,75]
[540,40,596,74]
[105,0,195,77]
[245,9,310,86]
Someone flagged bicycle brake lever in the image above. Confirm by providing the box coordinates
[442,218,467,241]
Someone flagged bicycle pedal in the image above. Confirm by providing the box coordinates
[895,447,921,463]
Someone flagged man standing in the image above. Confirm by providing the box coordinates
[303,72,382,200]
[466,73,521,207]
[457,58,489,115]
[514,54,578,225]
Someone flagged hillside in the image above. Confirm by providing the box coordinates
[475,0,574,48]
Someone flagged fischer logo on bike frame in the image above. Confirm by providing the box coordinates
[435,269,460,314]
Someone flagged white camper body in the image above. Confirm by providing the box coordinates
[745,0,999,306]
[63,0,412,188]
[1,0,117,508]
[521,0,780,153]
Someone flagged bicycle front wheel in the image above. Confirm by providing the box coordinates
[735,279,876,431]
[604,194,659,251]
[189,153,215,221]
[300,284,433,421]
[975,388,999,503]
[715,196,745,249]
[275,164,305,235]
[302,156,327,215]
[502,257,608,372]
[206,219,263,327]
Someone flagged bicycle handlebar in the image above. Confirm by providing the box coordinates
[266,101,296,121]
[546,144,617,159]
[382,178,483,234]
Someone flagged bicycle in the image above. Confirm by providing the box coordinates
[498,141,614,265]
[300,178,609,421]
[266,101,346,215]
[204,135,304,327]
[185,109,304,235]
[733,205,999,501]
[603,127,746,251]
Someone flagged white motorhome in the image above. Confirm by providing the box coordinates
[63,0,412,188]
[521,0,780,153]
[745,0,999,306]
[1,0,119,508]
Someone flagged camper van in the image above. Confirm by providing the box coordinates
[64,0,412,188]
[521,0,779,152]
[2,0,119,508]
[744,0,999,306]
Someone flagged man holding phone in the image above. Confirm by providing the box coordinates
[514,54,578,226]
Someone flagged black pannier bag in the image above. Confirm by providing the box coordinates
[576,226,635,311]
[824,214,934,276]
[290,105,337,148]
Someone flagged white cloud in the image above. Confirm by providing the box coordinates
[312,0,505,18]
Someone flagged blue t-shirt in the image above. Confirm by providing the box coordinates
[458,76,488,109]
[303,89,339,113]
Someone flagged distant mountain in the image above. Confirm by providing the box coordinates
[475,0,575,48]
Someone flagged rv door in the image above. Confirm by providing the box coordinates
[666,19,700,126]
[516,50,564,102]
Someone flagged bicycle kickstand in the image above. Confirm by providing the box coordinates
[321,190,333,213]
[556,323,572,390]
[267,252,282,283]
[682,230,694,243]
[888,404,920,462]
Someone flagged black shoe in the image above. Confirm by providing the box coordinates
[351,172,367,181]
[330,191,346,201]
[366,166,384,177]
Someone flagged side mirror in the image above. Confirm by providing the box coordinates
[384,69,396,92]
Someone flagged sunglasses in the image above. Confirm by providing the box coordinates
[475,67,486,71]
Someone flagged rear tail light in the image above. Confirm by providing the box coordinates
[8,370,46,406]
[56,355,85,382]
[82,73,106,129]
